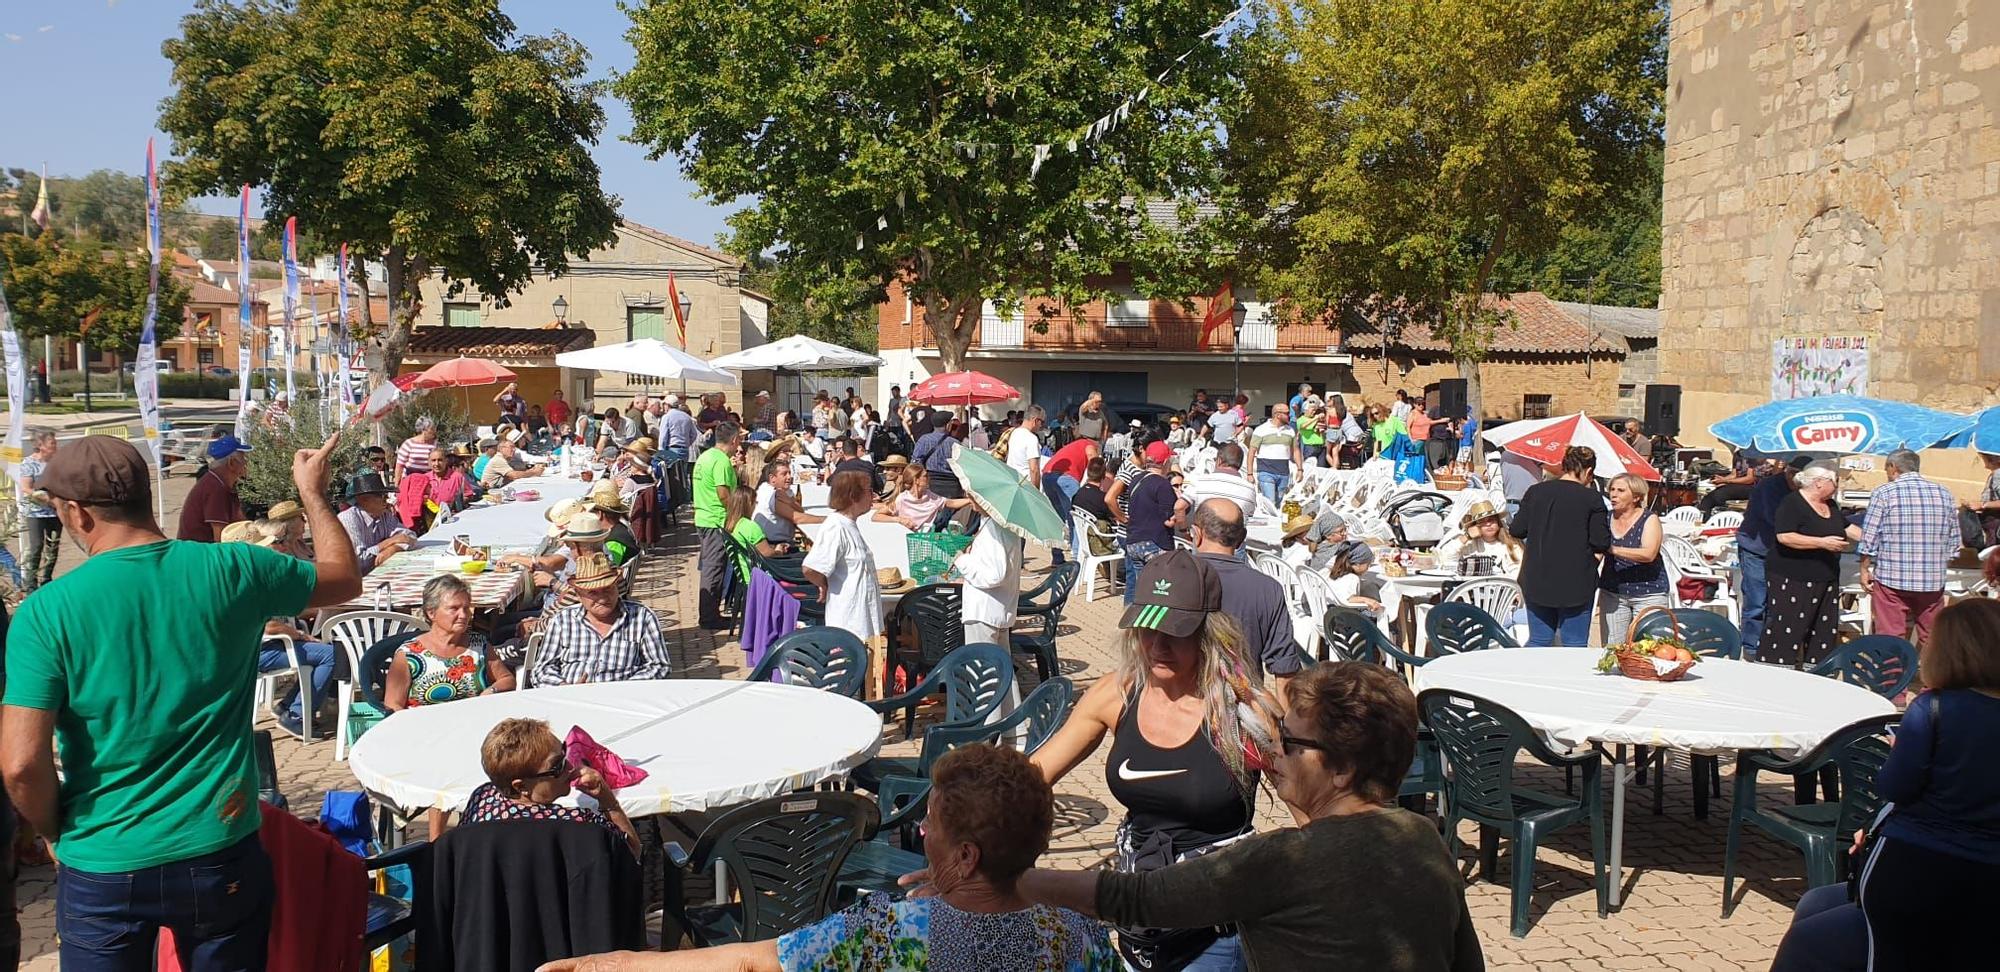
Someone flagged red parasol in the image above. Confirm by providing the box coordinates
[1481,412,1661,481]
[410,356,516,389]
[907,370,1020,407]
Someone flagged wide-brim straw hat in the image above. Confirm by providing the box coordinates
[879,455,910,468]
[560,511,612,544]
[587,479,628,514]
[570,552,621,590]
[625,436,657,457]
[265,500,304,523]
[543,497,586,537]
[1282,513,1316,541]
[1461,500,1505,528]
[876,567,914,592]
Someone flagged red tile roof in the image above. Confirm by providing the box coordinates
[1341,291,1620,356]
[405,325,596,358]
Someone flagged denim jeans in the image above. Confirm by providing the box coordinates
[1123,540,1164,605]
[22,514,60,591]
[1737,546,1769,659]
[58,832,273,972]
[257,639,337,721]
[1042,472,1079,565]
[1256,470,1291,504]
[1524,603,1593,647]
[1170,933,1247,972]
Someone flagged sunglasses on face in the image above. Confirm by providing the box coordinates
[1281,735,1328,757]
[522,754,570,783]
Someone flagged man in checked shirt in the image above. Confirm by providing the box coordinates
[1859,449,1964,646]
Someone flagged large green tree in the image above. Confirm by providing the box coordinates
[0,234,188,354]
[616,0,1241,373]
[1231,0,1663,413]
[1492,145,1663,308]
[157,0,620,380]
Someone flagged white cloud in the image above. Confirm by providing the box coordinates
[3,34,21,43]
[37,24,54,33]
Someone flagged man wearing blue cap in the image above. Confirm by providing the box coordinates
[178,434,252,542]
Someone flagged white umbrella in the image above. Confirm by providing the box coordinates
[555,339,739,386]
[709,334,883,371]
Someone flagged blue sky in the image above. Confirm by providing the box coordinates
[0,0,741,246]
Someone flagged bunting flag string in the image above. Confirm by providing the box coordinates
[134,139,163,463]
[848,2,1250,252]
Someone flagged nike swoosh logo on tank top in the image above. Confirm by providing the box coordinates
[1117,759,1189,781]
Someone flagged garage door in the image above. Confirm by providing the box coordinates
[1031,370,1148,420]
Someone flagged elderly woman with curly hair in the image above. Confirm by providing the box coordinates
[537,744,1115,971]
[1006,662,1483,971]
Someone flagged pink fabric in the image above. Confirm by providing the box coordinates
[564,725,650,788]
[427,469,471,510]
[395,472,433,528]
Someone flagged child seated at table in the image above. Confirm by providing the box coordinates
[1328,540,1385,618]
[464,718,641,858]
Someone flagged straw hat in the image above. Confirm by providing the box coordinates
[876,566,914,592]
[220,520,276,548]
[265,500,304,523]
[570,552,621,591]
[447,442,476,459]
[559,511,612,544]
[1460,500,1505,529]
[879,454,910,469]
[1282,512,1316,541]
[587,479,628,515]
[542,497,586,537]
[624,436,657,458]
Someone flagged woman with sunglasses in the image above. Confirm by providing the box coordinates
[1003,663,1482,971]
[465,718,641,858]
[1025,550,1283,972]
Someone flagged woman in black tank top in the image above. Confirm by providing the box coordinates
[1031,551,1282,972]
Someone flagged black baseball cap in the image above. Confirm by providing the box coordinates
[1787,454,1814,471]
[1119,550,1223,638]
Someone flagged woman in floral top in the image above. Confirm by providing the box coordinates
[383,574,514,710]
[538,745,1115,972]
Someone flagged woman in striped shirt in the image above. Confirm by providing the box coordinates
[394,416,438,482]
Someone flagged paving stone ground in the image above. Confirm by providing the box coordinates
[11,477,1809,969]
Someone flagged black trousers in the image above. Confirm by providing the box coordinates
[1699,482,1753,513]
[1859,835,2000,972]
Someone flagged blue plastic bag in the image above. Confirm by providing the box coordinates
[319,790,374,857]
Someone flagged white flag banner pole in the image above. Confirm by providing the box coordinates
[335,242,354,424]
[233,186,254,436]
[135,138,164,468]
[0,281,25,483]
[281,217,300,408]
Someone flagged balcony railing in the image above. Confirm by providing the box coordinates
[916,304,1343,355]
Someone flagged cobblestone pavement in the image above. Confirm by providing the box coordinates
[12,494,1808,969]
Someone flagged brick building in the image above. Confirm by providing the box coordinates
[877,281,1626,422]
[1658,0,2000,486]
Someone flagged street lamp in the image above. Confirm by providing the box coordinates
[551,294,569,325]
[1231,300,1249,400]
[676,290,693,340]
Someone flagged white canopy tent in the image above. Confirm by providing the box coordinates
[708,334,883,372]
[554,339,739,386]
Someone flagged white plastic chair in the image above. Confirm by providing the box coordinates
[1069,508,1125,602]
[1704,510,1743,529]
[1292,569,1339,660]
[1661,505,1703,538]
[519,632,547,690]
[316,609,423,761]
[1660,536,1740,624]
[254,633,313,741]
[1432,577,1528,645]
[1251,549,1293,585]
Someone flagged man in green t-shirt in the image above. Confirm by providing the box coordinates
[0,434,362,969]
[692,421,745,628]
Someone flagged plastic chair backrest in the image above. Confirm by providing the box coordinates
[1661,536,1713,577]
[1443,578,1524,621]
[1752,715,1901,839]
[1019,561,1081,616]
[318,610,423,673]
[1811,635,1917,699]
[1322,608,1386,665]
[1630,608,1742,659]
[1426,602,1518,656]
[1706,510,1744,529]
[520,632,546,689]
[875,773,931,834]
[749,627,868,698]
[683,791,877,942]
[358,631,422,711]
[1664,505,1702,525]
[1418,689,1554,824]
[917,677,1074,771]
[896,583,965,671]
[937,642,1014,727]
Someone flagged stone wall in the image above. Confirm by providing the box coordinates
[1659,0,2000,488]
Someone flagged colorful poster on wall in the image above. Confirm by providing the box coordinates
[1771,335,1869,400]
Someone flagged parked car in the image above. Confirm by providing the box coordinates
[120,361,174,375]
[202,365,236,378]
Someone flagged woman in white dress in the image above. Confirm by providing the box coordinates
[802,470,886,695]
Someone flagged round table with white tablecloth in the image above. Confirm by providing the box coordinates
[416,475,593,550]
[797,507,914,574]
[1413,648,1895,907]
[347,680,883,817]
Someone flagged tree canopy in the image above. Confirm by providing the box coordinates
[0,234,187,353]
[1230,0,1664,412]
[157,0,620,379]
[616,0,1242,373]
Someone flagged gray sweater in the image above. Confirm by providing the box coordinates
[1097,807,1483,972]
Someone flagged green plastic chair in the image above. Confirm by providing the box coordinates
[1629,609,1744,818]
[1810,635,1917,700]
[664,791,877,945]
[866,640,1012,742]
[835,773,932,904]
[1721,714,1899,917]
[1321,607,1426,669]
[1425,602,1519,657]
[1418,688,1607,937]
[852,674,1067,794]
[747,627,868,698]
[1011,562,1080,681]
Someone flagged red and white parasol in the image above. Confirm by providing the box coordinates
[1480,412,1661,481]
[906,370,1020,407]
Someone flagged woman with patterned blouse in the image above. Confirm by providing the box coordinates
[538,744,1116,971]
[462,718,642,858]
[384,574,514,710]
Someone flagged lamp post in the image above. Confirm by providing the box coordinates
[551,294,568,325]
[1230,300,1249,400]
[676,289,693,399]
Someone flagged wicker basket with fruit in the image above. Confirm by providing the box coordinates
[1595,606,1699,681]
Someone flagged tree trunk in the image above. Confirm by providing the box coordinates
[927,293,979,375]
[1457,356,1483,423]
[366,244,422,384]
